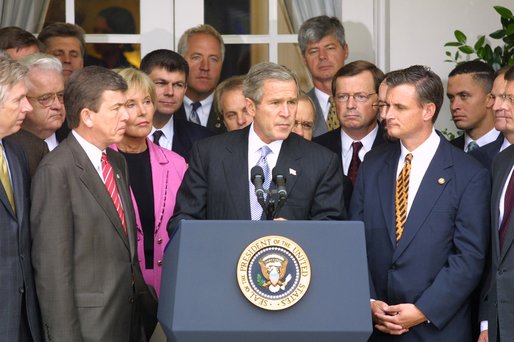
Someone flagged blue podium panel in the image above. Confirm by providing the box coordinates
[159,220,372,342]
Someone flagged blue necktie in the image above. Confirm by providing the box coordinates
[190,102,201,125]
[250,146,272,220]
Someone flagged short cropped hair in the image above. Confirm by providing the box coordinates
[38,22,86,57]
[243,62,299,104]
[214,75,245,118]
[177,24,225,62]
[298,16,346,55]
[448,60,495,93]
[0,26,40,51]
[0,58,29,105]
[65,66,127,129]
[140,49,189,80]
[115,67,157,106]
[331,60,385,96]
[386,65,444,123]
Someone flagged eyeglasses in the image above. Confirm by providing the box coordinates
[497,94,514,105]
[372,101,390,111]
[293,120,314,130]
[27,92,64,107]
[335,92,377,103]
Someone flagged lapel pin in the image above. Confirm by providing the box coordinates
[437,177,445,185]
[116,174,120,179]
[289,168,296,176]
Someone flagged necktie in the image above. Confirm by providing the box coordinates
[0,143,15,212]
[395,153,413,242]
[326,96,340,130]
[101,153,127,234]
[466,141,479,152]
[152,130,164,146]
[250,146,272,220]
[499,169,514,250]
[190,102,201,125]
[347,141,363,185]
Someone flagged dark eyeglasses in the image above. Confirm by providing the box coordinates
[293,120,314,130]
[27,92,64,107]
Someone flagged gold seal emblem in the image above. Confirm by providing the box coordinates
[236,235,311,310]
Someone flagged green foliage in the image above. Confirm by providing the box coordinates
[444,6,514,70]
[440,128,460,141]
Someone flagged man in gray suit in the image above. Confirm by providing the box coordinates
[31,66,156,341]
[0,57,42,342]
[298,16,349,137]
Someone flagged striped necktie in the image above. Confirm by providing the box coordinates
[101,153,127,234]
[190,102,201,125]
[0,143,15,212]
[395,153,413,242]
[250,146,272,220]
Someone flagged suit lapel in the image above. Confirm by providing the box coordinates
[2,141,24,220]
[393,141,452,261]
[68,136,129,248]
[276,136,301,197]
[149,141,169,230]
[378,145,400,246]
[497,148,514,262]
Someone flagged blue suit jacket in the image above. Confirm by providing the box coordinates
[171,113,213,163]
[470,133,505,171]
[350,136,490,341]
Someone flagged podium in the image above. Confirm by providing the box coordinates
[159,220,372,342]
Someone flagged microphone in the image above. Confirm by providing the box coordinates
[251,166,267,211]
[272,168,288,218]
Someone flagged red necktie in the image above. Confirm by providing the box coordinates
[499,169,514,250]
[348,141,363,185]
[101,153,127,234]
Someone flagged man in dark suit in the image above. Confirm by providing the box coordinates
[177,24,226,134]
[314,60,387,187]
[350,65,490,340]
[140,49,212,163]
[168,62,346,232]
[31,66,156,341]
[478,68,514,342]
[0,57,42,342]
[298,16,349,138]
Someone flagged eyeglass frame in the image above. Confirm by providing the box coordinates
[293,120,314,130]
[334,92,377,103]
[26,92,64,107]
[495,93,514,105]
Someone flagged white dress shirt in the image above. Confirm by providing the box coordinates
[149,116,175,151]
[183,93,214,127]
[247,123,283,182]
[340,125,379,174]
[464,127,500,150]
[44,133,59,151]
[72,130,105,182]
[314,87,331,121]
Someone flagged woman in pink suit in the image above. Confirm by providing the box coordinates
[113,67,187,296]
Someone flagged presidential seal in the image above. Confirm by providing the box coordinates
[236,235,311,310]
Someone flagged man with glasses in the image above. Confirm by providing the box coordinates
[292,92,316,141]
[6,53,65,177]
[314,60,387,186]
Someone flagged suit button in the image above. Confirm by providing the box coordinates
[498,270,504,275]
[20,254,24,260]
[157,260,163,267]
[390,264,397,270]
[19,287,25,294]
[157,238,163,244]
[137,236,141,241]
[129,296,135,303]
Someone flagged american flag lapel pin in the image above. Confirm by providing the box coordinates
[289,168,296,176]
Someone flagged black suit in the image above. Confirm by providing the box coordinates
[168,126,347,233]
[450,134,465,149]
[0,139,42,341]
[171,114,213,163]
[6,129,49,178]
[176,102,226,135]
[470,133,505,170]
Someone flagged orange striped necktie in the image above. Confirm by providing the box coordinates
[395,153,413,242]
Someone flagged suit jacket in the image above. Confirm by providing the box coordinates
[480,144,514,342]
[6,129,49,178]
[450,134,465,149]
[350,137,490,341]
[171,113,213,163]
[31,134,156,342]
[0,139,42,341]
[176,102,226,135]
[168,126,347,233]
[307,87,328,138]
[470,133,505,170]
[112,139,187,296]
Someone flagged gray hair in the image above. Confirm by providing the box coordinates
[19,52,63,74]
[0,58,29,105]
[243,62,299,103]
[298,16,346,55]
[177,24,225,62]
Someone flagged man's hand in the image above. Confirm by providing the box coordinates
[383,303,427,330]
[371,300,408,335]
[477,330,488,342]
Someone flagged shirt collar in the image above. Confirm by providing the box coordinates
[248,122,283,156]
[314,87,331,114]
[399,129,440,161]
[341,124,379,157]
[150,114,174,139]
[72,130,104,174]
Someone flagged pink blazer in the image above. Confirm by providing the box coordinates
[112,139,187,296]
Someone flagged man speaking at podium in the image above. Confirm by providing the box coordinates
[168,62,346,233]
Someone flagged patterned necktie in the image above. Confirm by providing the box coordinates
[190,102,201,125]
[347,141,363,185]
[499,169,514,250]
[466,141,479,153]
[326,96,340,130]
[395,153,413,242]
[0,143,15,212]
[250,146,272,220]
[101,153,127,234]
[152,130,164,146]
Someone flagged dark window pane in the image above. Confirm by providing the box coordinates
[205,0,268,35]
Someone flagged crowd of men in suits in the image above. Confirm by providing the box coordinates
[1,14,514,342]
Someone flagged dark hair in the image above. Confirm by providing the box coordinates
[140,49,189,81]
[298,16,346,55]
[386,65,444,123]
[0,26,40,51]
[448,60,494,92]
[331,60,385,96]
[38,23,86,57]
[65,66,127,129]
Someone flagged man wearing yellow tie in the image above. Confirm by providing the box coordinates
[350,65,490,340]
[0,57,42,341]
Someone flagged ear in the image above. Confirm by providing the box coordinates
[486,93,494,109]
[342,43,349,62]
[422,103,436,122]
[81,108,94,128]
[245,98,256,118]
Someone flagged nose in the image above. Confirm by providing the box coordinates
[199,58,209,71]
[60,52,71,64]
[22,96,33,113]
[346,96,357,109]
[50,95,63,109]
[236,112,247,126]
[164,83,174,96]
